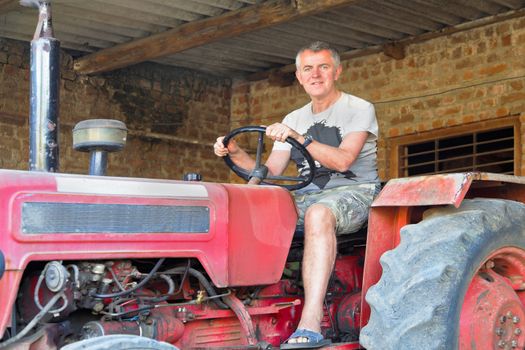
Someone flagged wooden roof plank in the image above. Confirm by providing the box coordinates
[307,16,385,44]
[279,18,372,46]
[490,0,525,9]
[362,0,444,31]
[343,6,425,35]
[316,11,405,40]
[55,4,164,36]
[74,0,361,75]
[191,0,245,11]
[387,0,463,25]
[58,1,184,28]
[0,0,17,15]
[207,42,292,64]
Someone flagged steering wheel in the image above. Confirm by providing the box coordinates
[222,126,316,191]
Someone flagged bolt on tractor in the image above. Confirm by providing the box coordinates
[3,2,525,350]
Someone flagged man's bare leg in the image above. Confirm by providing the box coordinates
[287,204,337,344]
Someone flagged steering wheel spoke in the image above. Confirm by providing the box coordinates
[254,131,265,168]
[222,126,315,191]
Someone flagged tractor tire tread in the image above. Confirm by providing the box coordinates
[359,199,525,350]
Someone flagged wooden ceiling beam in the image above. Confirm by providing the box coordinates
[74,0,361,75]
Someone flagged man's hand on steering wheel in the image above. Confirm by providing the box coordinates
[265,123,301,143]
[214,136,239,157]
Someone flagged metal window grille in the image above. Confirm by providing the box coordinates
[400,127,514,177]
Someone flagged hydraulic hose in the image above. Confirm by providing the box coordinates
[141,274,176,303]
[163,266,229,309]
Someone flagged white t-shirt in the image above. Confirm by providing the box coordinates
[273,92,379,192]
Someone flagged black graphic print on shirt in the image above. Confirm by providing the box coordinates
[290,120,356,189]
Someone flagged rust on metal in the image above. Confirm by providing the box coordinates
[373,173,473,208]
[374,172,525,208]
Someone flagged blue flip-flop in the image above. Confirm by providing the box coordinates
[280,328,332,349]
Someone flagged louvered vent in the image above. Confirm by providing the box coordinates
[400,127,515,177]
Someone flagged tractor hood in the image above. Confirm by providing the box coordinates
[0,169,297,288]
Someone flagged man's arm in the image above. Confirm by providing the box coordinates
[302,131,368,172]
[266,123,368,173]
[265,150,292,176]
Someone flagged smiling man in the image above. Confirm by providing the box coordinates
[214,41,380,349]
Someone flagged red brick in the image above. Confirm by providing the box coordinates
[501,35,512,46]
[462,115,475,124]
[446,118,460,127]
[496,22,510,34]
[416,123,428,132]
[456,58,473,69]
[458,91,473,100]
[452,47,462,59]
[403,125,415,134]
[442,96,456,105]
[426,98,441,108]
[479,63,507,76]
[463,70,474,80]
[501,92,525,104]
[483,98,497,107]
[431,119,443,129]
[513,18,525,29]
[496,107,510,117]
[388,128,400,137]
[510,81,523,91]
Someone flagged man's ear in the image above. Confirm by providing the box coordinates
[334,65,343,81]
[295,70,303,85]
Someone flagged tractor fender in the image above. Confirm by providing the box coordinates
[372,173,473,208]
[373,172,525,208]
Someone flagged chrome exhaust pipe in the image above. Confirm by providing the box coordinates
[24,0,60,172]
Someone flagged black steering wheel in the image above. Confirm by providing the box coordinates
[222,126,316,191]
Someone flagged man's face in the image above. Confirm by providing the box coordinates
[295,49,342,99]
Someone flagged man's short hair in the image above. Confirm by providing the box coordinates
[295,41,341,69]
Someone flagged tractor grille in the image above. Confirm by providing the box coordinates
[21,202,210,234]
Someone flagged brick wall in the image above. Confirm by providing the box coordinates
[230,16,525,181]
[0,38,231,182]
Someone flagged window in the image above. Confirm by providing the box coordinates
[389,116,520,178]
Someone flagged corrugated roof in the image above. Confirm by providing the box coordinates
[0,0,524,77]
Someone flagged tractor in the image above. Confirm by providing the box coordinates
[2,2,525,350]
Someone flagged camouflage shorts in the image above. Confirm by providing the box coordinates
[293,183,380,235]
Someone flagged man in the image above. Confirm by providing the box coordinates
[214,41,379,349]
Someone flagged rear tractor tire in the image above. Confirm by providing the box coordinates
[360,199,525,350]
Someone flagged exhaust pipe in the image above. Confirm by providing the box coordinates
[24,0,60,172]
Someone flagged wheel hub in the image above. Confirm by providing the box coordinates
[460,247,525,349]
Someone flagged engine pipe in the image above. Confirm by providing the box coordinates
[27,1,60,172]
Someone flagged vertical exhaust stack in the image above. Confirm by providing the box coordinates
[23,0,60,172]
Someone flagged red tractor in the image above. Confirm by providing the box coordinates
[2,2,525,350]
[2,118,525,350]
